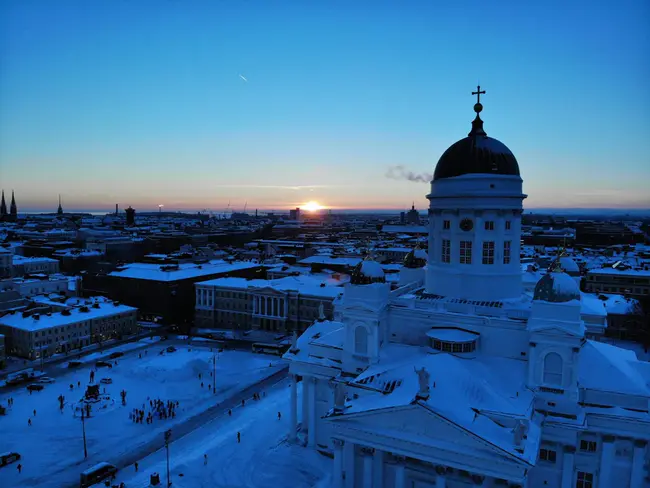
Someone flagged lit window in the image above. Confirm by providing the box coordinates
[442,239,451,263]
[484,221,494,230]
[543,353,563,386]
[576,471,594,488]
[460,241,472,264]
[443,220,451,230]
[482,242,495,264]
[503,241,512,264]
[505,220,511,230]
[442,342,452,352]
[539,448,557,463]
[579,440,597,453]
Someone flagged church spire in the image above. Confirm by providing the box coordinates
[57,194,63,215]
[9,190,17,217]
[0,190,6,216]
[468,84,487,137]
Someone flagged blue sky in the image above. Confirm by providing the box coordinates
[1,0,649,213]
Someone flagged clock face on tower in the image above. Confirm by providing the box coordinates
[459,218,474,232]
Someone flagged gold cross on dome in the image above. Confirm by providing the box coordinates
[472,85,486,104]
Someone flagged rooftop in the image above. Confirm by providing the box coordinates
[109,260,260,282]
[197,275,346,298]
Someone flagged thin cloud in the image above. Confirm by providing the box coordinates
[239,74,248,82]
[212,184,335,191]
[386,165,432,183]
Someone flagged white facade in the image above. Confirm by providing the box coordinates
[285,105,650,488]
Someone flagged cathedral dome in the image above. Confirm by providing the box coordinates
[351,259,386,285]
[403,248,427,269]
[533,272,581,303]
[433,93,520,181]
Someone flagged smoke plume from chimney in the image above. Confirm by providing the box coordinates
[385,165,433,183]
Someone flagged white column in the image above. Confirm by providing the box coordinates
[630,440,647,488]
[253,296,257,314]
[333,439,344,488]
[344,442,355,488]
[599,435,615,488]
[362,448,373,488]
[373,450,384,488]
[290,374,297,441]
[436,474,446,488]
[301,376,310,435]
[308,378,317,447]
[561,446,575,488]
[394,456,406,488]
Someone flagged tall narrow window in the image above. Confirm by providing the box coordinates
[484,221,495,230]
[482,241,494,264]
[503,241,512,264]
[505,220,512,230]
[543,352,563,386]
[460,241,472,264]
[443,220,451,230]
[354,326,368,355]
[576,471,594,488]
[442,239,451,263]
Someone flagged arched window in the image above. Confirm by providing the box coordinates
[354,326,368,355]
[543,353,563,386]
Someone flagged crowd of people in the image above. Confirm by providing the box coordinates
[129,397,179,424]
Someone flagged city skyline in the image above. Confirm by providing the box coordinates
[1,0,649,212]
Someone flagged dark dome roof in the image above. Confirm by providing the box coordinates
[433,114,520,181]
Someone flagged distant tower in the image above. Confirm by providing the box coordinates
[125,206,136,226]
[0,190,6,218]
[9,190,17,221]
[57,195,63,215]
[115,204,119,216]
[406,202,420,225]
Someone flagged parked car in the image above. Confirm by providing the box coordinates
[0,452,21,467]
[100,378,112,385]
[108,352,124,359]
[67,361,82,368]
[37,377,55,384]
[166,346,177,353]
[26,384,44,392]
[95,361,112,368]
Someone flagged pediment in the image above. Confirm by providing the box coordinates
[328,404,529,467]
[528,322,583,338]
[251,286,287,297]
[341,303,383,314]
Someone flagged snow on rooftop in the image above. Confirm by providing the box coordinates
[109,260,260,281]
[199,275,346,298]
[0,301,137,331]
[426,328,479,342]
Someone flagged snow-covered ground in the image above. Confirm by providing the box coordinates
[114,378,331,488]
[0,342,288,488]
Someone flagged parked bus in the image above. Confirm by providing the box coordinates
[251,342,287,356]
[5,368,43,386]
[79,462,117,488]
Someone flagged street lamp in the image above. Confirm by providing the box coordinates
[81,407,88,459]
[164,429,172,487]
[212,353,217,395]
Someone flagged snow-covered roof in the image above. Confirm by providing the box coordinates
[588,267,650,277]
[12,255,59,264]
[580,341,650,397]
[109,260,260,282]
[198,275,346,298]
[0,301,137,332]
[533,272,580,303]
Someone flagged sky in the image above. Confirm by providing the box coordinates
[0,0,649,213]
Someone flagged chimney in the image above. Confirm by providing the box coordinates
[115,204,119,216]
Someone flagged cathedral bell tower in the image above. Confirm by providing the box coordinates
[426,86,527,301]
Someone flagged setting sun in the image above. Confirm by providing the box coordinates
[302,201,325,212]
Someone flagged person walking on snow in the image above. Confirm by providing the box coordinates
[237,432,241,443]
[135,462,139,472]
[277,411,281,420]
[28,419,32,426]
[204,454,208,465]
[17,463,22,474]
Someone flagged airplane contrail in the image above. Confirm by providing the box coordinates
[239,74,248,82]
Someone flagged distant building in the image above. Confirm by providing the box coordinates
[0,300,138,359]
[405,203,420,225]
[194,275,344,333]
[125,206,136,226]
[289,207,301,221]
[0,275,70,297]
[83,260,264,328]
[12,255,60,276]
[0,248,11,278]
[585,266,650,298]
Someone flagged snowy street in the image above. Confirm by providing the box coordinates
[0,341,289,488]
[111,377,331,488]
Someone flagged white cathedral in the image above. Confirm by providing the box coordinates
[284,91,650,488]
